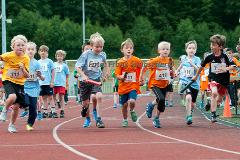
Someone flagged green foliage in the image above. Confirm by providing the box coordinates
[2,0,240,61]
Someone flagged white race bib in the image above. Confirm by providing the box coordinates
[155,69,170,80]
[26,72,37,81]
[204,68,209,76]
[124,72,136,82]
[183,66,194,77]
[41,63,48,72]
[7,69,23,79]
[211,63,226,74]
[55,64,63,72]
[201,75,207,81]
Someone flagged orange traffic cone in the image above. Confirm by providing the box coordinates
[223,95,232,118]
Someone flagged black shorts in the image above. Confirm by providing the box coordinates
[40,85,54,96]
[182,84,199,103]
[113,85,118,92]
[3,80,25,108]
[166,84,173,92]
[80,81,102,101]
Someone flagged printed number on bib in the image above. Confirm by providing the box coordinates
[55,65,63,72]
[26,72,37,81]
[201,75,207,81]
[41,63,48,72]
[124,72,136,82]
[7,69,23,79]
[183,66,194,77]
[211,63,226,74]
[155,69,170,80]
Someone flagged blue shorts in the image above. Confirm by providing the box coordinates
[119,90,137,105]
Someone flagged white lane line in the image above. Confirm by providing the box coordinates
[0,141,181,148]
[136,112,240,155]
[53,99,113,160]
[53,117,98,160]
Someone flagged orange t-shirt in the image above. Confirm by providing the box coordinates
[200,63,209,91]
[145,57,173,89]
[230,57,240,77]
[115,56,143,95]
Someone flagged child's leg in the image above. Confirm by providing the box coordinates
[210,86,218,112]
[185,93,192,116]
[113,92,118,108]
[3,94,17,111]
[10,104,20,125]
[27,96,37,126]
[122,102,128,120]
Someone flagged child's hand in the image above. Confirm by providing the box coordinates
[36,70,41,77]
[19,63,24,69]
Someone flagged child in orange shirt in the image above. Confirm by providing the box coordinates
[141,41,174,128]
[115,38,143,127]
[199,52,210,109]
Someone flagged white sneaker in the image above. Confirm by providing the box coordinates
[0,111,7,121]
[8,124,17,133]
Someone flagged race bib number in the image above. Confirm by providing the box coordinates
[7,69,23,79]
[55,64,63,72]
[211,63,226,74]
[204,68,209,76]
[155,69,170,80]
[201,75,207,81]
[41,63,48,72]
[88,60,102,72]
[26,72,37,81]
[183,66,194,77]
[124,72,136,82]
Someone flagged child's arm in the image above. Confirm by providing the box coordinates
[66,74,69,90]
[36,70,45,81]
[192,66,203,81]
[76,67,88,81]
[50,69,55,88]
[102,61,110,81]
[19,63,29,78]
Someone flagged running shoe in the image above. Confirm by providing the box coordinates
[153,117,161,128]
[8,124,17,133]
[186,115,192,125]
[83,117,91,128]
[96,117,105,128]
[26,124,34,131]
[130,110,138,122]
[122,119,128,127]
[0,110,7,121]
[20,111,28,117]
[146,103,154,118]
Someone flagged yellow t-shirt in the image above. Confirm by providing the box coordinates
[0,51,30,85]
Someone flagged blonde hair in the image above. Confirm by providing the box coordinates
[39,45,49,52]
[185,40,197,50]
[158,41,170,50]
[89,32,105,45]
[210,34,226,47]
[11,35,28,49]
[121,38,134,50]
[26,42,37,49]
[55,50,67,58]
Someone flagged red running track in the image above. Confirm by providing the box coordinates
[0,94,240,160]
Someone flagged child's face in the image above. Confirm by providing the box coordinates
[92,42,103,54]
[39,50,48,59]
[186,43,196,56]
[26,45,36,59]
[83,45,92,52]
[121,44,134,57]
[210,42,222,54]
[56,54,64,62]
[13,39,26,56]
[158,45,170,57]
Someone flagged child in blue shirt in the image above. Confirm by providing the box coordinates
[176,40,201,125]
[24,42,44,130]
[53,50,69,118]
[75,32,109,128]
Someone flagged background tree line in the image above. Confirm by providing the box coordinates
[1,0,240,59]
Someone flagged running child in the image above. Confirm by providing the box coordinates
[142,41,174,128]
[192,34,234,122]
[38,45,57,118]
[0,35,30,133]
[75,32,109,128]
[115,38,143,127]
[53,50,69,118]
[176,40,201,125]
[24,42,44,131]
